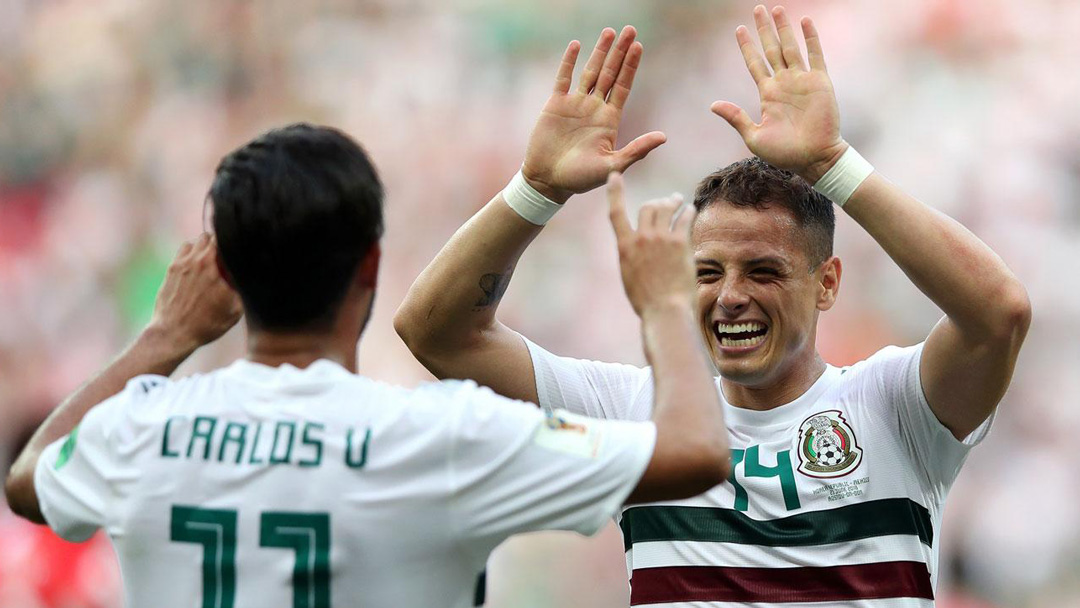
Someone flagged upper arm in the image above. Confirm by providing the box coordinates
[867,343,995,496]
[524,336,652,420]
[449,389,655,547]
[30,397,128,541]
[412,322,540,404]
[21,377,154,540]
[921,304,1030,440]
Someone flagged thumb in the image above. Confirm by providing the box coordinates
[710,101,756,142]
[613,131,667,173]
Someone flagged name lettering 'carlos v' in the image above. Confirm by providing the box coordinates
[160,416,372,469]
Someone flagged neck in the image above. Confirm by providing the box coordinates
[246,328,358,373]
[720,352,827,411]
[243,286,373,374]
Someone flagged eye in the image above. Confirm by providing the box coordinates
[750,267,780,279]
[696,268,721,282]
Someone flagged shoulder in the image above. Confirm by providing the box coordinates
[836,343,924,388]
[412,378,539,422]
[523,335,652,383]
[92,373,173,423]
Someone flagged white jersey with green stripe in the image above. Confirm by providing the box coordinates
[33,358,656,608]
[523,338,993,607]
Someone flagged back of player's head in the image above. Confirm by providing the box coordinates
[692,157,834,267]
[210,123,384,332]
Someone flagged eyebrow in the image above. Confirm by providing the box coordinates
[744,257,787,267]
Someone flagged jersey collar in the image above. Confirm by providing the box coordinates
[718,365,842,429]
[222,358,356,386]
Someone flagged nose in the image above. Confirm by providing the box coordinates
[718,276,750,315]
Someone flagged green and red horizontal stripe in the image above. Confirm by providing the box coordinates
[621,498,935,605]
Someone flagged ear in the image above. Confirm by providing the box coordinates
[357,243,381,289]
[816,255,841,312]
[215,250,236,289]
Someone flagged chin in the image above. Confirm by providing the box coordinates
[713,355,772,387]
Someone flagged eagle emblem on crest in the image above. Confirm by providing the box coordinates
[796,410,862,478]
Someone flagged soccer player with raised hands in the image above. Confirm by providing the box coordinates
[397,6,1030,606]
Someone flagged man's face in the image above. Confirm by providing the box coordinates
[692,203,838,387]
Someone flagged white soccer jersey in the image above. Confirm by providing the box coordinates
[34,358,655,608]
[524,338,992,607]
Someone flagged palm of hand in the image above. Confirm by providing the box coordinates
[524,94,623,198]
[519,30,665,202]
[748,70,842,174]
[713,9,850,183]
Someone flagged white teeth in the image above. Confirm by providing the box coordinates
[716,321,766,335]
[719,334,767,348]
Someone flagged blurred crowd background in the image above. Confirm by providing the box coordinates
[1,0,1078,606]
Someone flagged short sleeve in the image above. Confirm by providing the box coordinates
[33,375,162,542]
[863,343,993,497]
[449,383,655,549]
[522,335,652,421]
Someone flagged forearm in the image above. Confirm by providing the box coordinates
[396,194,544,353]
[5,324,195,521]
[842,172,1030,339]
[643,303,729,475]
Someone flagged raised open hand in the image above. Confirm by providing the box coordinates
[711,6,847,184]
[522,27,667,203]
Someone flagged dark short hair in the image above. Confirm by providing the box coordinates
[692,157,834,266]
[210,123,384,331]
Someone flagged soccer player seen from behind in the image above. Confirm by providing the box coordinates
[396,6,1031,606]
[4,125,732,607]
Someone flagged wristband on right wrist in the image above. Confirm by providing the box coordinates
[812,146,874,207]
[502,170,563,226]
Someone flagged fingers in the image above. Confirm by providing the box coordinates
[673,199,698,236]
[772,6,806,71]
[753,5,786,72]
[649,193,683,230]
[637,201,659,233]
[176,239,195,259]
[613,130,667,172]
[553,40,581,94]
[173,233,218,271]
[801,16,827,71]
[608,41,643,109]
[607,172,632,240]
[578,28,617,95]
[609,174,688,239]
[594,26,636,99]
[710,101,757,142]
[736,26,771,84]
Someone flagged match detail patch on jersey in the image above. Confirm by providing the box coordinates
[55,426,79,470]
[533,410,603,459]
[796,410,862,478]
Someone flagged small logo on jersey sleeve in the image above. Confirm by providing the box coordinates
[55,425,79,470]
[796,410,862,478]
[533,410,603,458]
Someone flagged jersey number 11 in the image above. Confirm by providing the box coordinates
[171,505,331,608]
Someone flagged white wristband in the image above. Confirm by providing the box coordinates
[812,146,874,207]
[502,170,563,226]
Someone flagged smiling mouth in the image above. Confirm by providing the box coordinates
[714,321,769,348]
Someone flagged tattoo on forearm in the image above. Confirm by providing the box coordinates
[474,269,512,309]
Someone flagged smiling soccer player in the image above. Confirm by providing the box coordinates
[396,6,1031,606]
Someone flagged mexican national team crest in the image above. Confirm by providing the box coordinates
[796,410,863,478]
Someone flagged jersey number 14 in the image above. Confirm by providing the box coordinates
[729,446,802,511]
[171,505,330,608]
